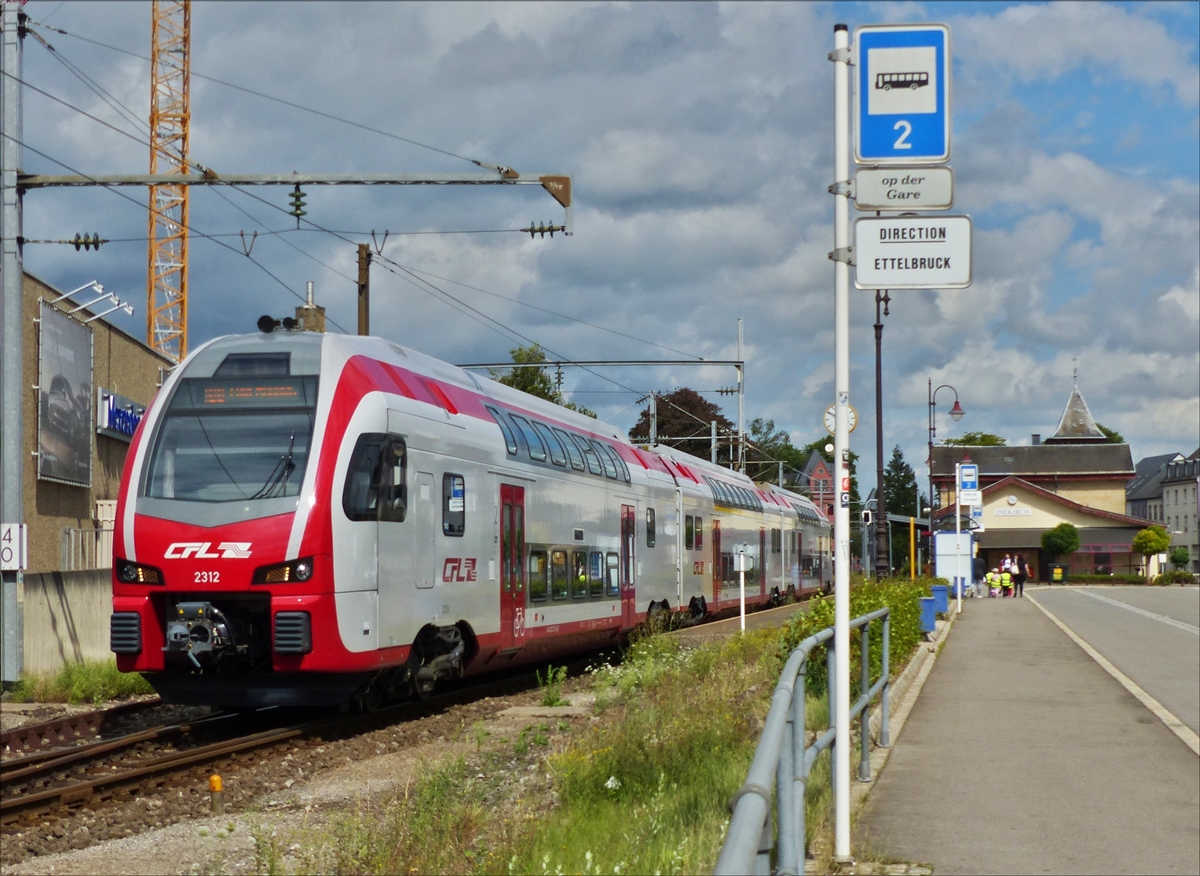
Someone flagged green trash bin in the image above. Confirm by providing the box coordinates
[1051,565,1068,584]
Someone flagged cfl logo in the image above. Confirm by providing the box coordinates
[164,542,253,559]
[442,557,478,583]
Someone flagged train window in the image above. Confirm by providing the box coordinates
[485,406,518,456]
[606,553,619,597]
[685,515,694,550]
[510,415,547,462]
[695,518,703,550]
[589,551,604,597]
[533,422,567,467]
[571,435,604,475]
[343,434,406,523]
[646,508,656,548]
[589,440,619,479]
[213,352,290,377]
[572,551,588,598]
[528,550,548,602]
[551,550,569,600]
[442,473,465,536]
[772,529,781,554]
[602,444,631,482]
[553,428,585,470]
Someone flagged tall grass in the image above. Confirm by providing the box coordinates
[8,658,153,704]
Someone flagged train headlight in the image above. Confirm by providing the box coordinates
[115,559,163,584]
[253,557,315,584]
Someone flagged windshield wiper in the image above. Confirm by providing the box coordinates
[250,431,296,500]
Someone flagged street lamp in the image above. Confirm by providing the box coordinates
[927,380,965,528]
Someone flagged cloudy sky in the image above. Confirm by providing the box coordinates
[13,1,1200,496]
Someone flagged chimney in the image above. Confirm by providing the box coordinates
[1031,434,1041,445]
[295,281,327,333]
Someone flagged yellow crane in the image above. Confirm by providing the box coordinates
[147,0,191,362]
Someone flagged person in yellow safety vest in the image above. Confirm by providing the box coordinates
[987,568,1000,598]
[1000,568,1013,597]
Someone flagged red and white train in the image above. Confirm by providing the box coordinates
[110,328,831,708]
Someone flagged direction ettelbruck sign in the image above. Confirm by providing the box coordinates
[854,215,972,289]
[854,167,953,211]
[854,24,951,165]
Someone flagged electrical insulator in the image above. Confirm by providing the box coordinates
[72,233,103,251]
[288,184,307,228]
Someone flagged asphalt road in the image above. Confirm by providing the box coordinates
[1030,585,1199,734]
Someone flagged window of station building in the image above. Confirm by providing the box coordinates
[551,550,569,600]
[533,422,567,467]
[646,507,656,547]
[343,433,406,523]
[572,551,588,598]
[589,551,604,597]
[589,439,619,479]
[528,550,548,602]
[509,414,547,462]
[571,435,604,475]
[685,514,695,550]
[485,406,519,456]
[606,552,619,597]
[442,473,465,536]
[553,428,585,470]
[695,517,703,550]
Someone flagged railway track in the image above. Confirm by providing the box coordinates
[0,697,163,756]
[1,663,556,828]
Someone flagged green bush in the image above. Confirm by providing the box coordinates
[777,576,932,699]
[9,658,153,704]
[1153,570,1196,585]
[1057,574,1146,585]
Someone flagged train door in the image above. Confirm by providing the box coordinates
[759,528,767,596]
[620,504,636,627]
[711,519,721,606]
[499,484,526,652]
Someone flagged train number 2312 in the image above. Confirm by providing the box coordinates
[194,571,220,583]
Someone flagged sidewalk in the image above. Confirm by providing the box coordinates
[857,596,1200,875]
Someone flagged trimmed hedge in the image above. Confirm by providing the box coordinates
[1051,574,1145,585]
[778,576,934,699]
[1153,571,1197,585]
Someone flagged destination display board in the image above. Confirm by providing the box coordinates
[853,215,972,289]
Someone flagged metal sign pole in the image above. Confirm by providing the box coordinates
[955,463,963,613]
[830,22,853,863]
[738,549,746,633]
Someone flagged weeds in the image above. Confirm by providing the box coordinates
[8,658,153,704]
[536,664,569,707]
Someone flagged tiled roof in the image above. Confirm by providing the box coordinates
[1046,385,1106,443]
[931,444,1134,478]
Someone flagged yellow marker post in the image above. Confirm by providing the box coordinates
[209,774,224,814]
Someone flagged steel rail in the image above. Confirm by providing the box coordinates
[0,697,162,755]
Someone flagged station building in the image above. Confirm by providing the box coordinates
[931,384,1148,580]
[4,271,172,677]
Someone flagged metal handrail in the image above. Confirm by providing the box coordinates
[715,607,891,876]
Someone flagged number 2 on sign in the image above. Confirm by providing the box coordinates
[893,120,912,150]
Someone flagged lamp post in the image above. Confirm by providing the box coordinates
[873,290,891,579]
[927,380,965,533]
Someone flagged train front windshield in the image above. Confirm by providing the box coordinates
[143,377,319,502]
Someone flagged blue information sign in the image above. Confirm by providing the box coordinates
[960,464,978,491]
[854,24,950,165]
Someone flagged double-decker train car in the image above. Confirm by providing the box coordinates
[110,328,830,708]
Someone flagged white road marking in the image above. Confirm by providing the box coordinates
[1072,588,1200,636]
[1027,595,1200,757]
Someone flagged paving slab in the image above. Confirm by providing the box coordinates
[857,596,1200,875]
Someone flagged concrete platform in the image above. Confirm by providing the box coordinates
[857,596,1200,875]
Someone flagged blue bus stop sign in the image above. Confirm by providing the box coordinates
[854,24,950,165]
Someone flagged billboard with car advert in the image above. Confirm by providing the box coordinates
[38,301,93,486]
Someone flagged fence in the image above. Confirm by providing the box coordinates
[60,526,114,572]
[714,607,891,876]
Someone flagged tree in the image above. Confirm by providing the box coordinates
[1040,522,1080,560]
[1169,545,1191,570]
[489,345,595,418]
[1132,526,1172,576]
[629,388,734,464]
[883,445,919,572]
[942,432,1006,446]
[1096,423,1125,444]
[746,417,807,483]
